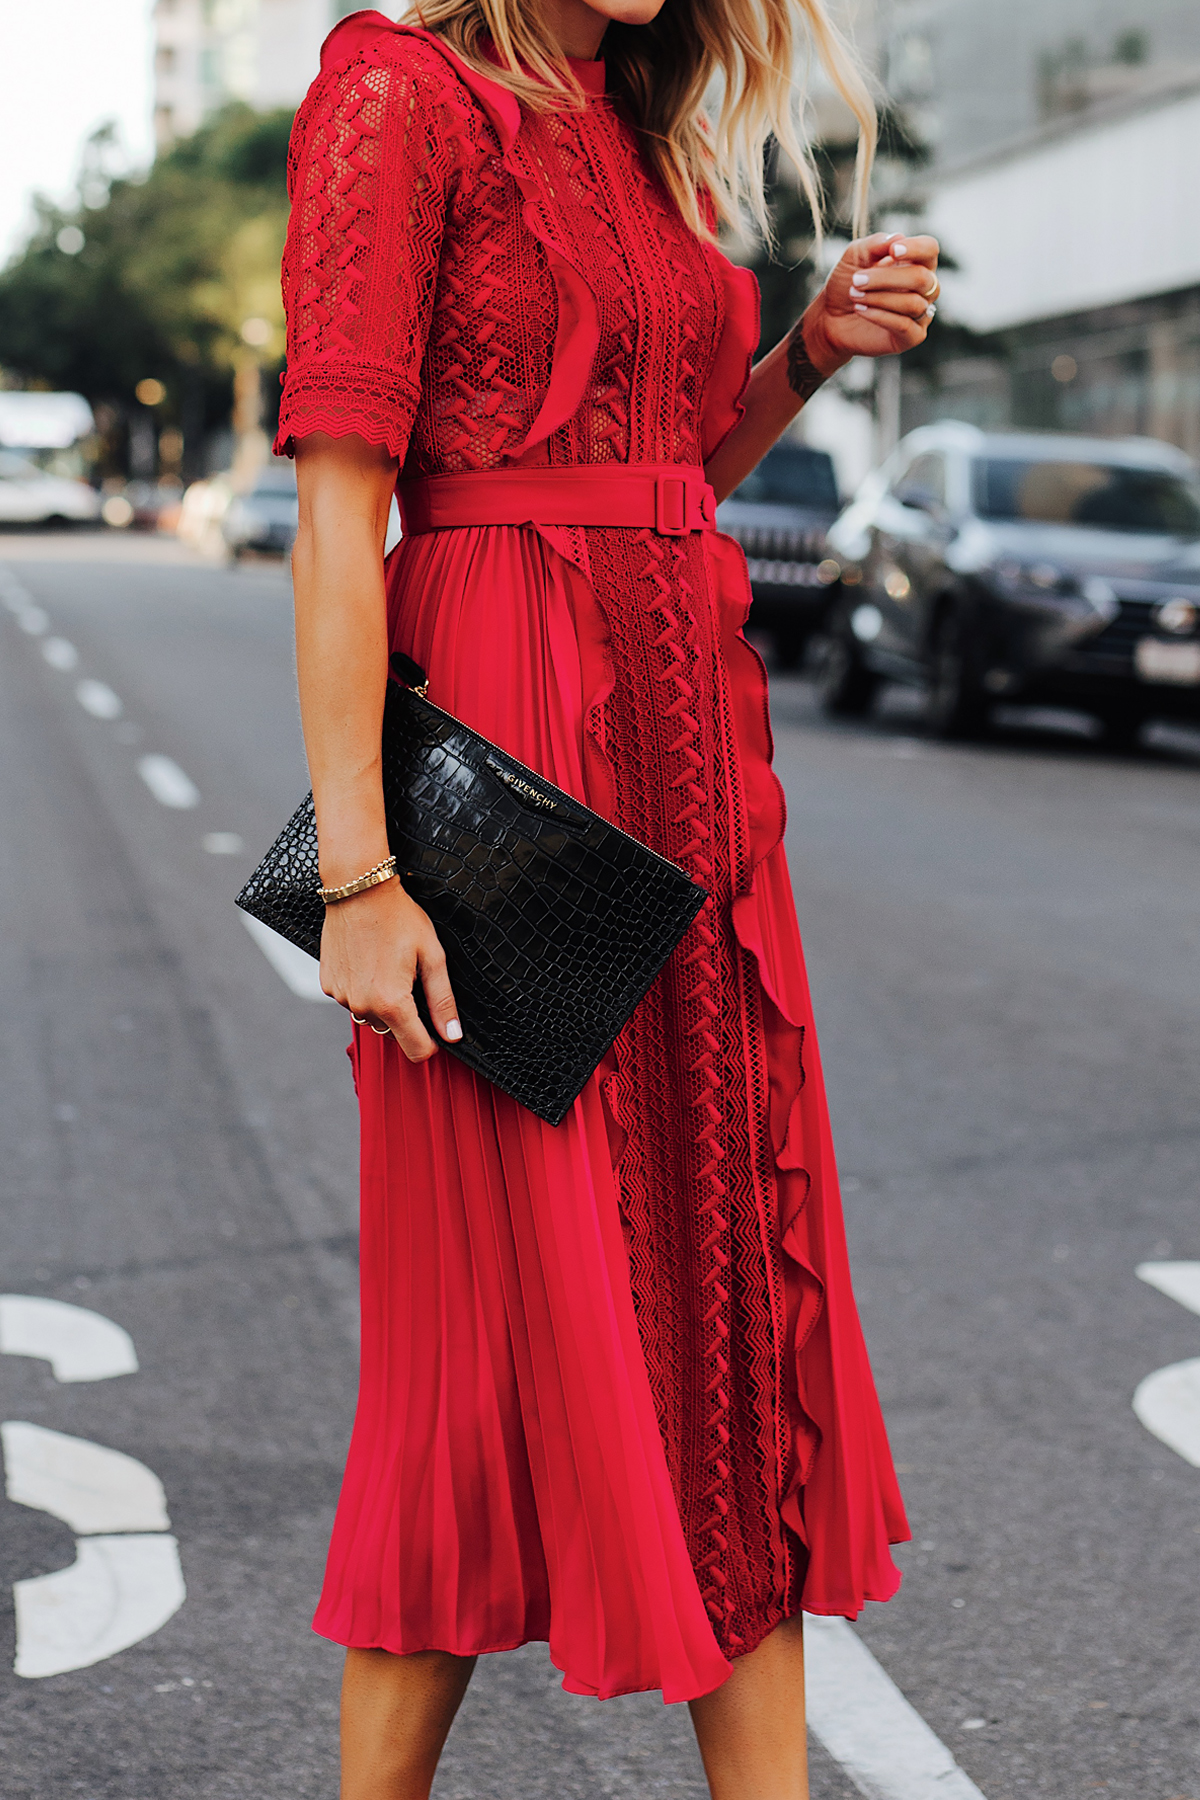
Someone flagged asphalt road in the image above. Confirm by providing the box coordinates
[0,528,1198,1800]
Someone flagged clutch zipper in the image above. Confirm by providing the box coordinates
[387,657,708,895]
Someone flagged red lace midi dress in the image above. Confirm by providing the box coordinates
[275,13,909,1703]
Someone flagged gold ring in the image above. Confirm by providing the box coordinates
[369,1022,392,1037]
[350,1013,368,1025]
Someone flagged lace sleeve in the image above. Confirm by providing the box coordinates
[274,39,457,460]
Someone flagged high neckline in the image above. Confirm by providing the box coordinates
[566,55,607,98]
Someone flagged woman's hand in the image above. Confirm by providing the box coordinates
[703,231,940,501]
[320,876,462,1062]
[799,231,941,381]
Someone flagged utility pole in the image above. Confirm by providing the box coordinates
[874,356,902,461]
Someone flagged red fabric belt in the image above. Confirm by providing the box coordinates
[396,464,718,537]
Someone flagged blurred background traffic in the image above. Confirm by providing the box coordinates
[4,0,1200,756]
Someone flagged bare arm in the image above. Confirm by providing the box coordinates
[292,431,460,1060]
[705,233,940,503]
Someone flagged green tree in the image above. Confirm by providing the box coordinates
[0,105,294,469]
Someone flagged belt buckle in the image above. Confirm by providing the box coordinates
[654,475,689,537]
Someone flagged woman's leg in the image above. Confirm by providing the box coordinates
[340,1646,477,1800]
[688,1614,809,1800]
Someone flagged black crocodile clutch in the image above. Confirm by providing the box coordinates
[236,655,707,1126]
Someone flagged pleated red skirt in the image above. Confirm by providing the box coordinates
[314,520,908,1701]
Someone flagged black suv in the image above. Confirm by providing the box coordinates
[822,422,1200,744]
[717,441,842,667]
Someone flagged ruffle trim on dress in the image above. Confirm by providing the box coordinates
[539,519,908,1624]
[710,528,909,1613]
[309,16,603,464]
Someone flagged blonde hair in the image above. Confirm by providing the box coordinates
[404,0,877,245]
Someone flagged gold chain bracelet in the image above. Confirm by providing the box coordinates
[318,855,398,906]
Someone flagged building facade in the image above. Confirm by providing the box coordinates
[913,71,1200,459]
[153,0,372,147]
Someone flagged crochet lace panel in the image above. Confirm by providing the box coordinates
[278,34,798,1655]
[277,37,721,472]
[588,525,796,1655]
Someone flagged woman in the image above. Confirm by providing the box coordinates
[279,0,938,1791]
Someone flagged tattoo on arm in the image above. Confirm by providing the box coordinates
[785,323,829,403]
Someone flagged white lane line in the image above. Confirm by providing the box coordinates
[803,1613,987,1800]
[13,1533,186,1680]
[0,575,34,610]
[75,677,123,720]
[241,912,332,1001]
[41,636,80,671]
[0,1296,138,1383]
[202,830,244,855]
[16,604,49,635]
[137,753,200,809]
[2,1421,170,1534]
[1137,1261,1200,1316]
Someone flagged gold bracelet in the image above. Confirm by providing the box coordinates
[318,856,398,905]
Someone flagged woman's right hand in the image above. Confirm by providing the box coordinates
[320,877,462,1062]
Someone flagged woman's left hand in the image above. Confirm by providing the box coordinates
[803,231,941,374]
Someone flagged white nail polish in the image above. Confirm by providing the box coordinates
[854,303,868,314]
[851,271,869,287]
[445,1019,463,1042]
[892,242,908,256]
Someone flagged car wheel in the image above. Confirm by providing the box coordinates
[926,606,990,740]
[1095,704,1146,752]
[815,627,879,718]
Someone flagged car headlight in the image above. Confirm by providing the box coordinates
[993,558,1075,595]
[990,560,1118,623]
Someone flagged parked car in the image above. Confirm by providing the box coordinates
[0,450,101,526]
[822,421,1200,744]
[717,441,842,667]
[177,474,235,559]
[222,461,299,558]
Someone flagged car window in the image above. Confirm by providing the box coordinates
[733,445,838,510]
[893,452,946,508]
[972,457,1200,534]
[0,451,40,480]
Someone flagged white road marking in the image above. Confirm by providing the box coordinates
[41,636,80,671]
[241,912,331,1001]
[1137,1260,1200,1468]
[0,573,34,609]
[1,1307,187,1677]
[2,1422,170,1534]
[1133,1360,1200,1466]
[75,677,123,720]
[137,753,200,809]
[0,1296,138,1382]
[202,830,244,855]
[16,604,49,635]
[1133,1263,1200,1467]
[803,1613,987,1800]
[13,1534,185,1680]
[1137,1261,1200,1316]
